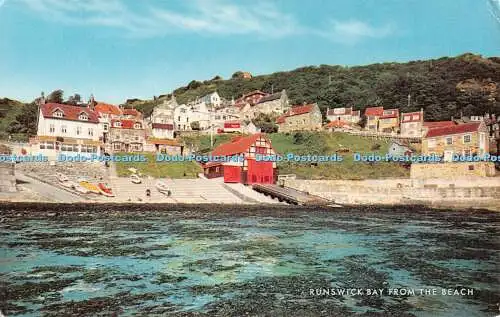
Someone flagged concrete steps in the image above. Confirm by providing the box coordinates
[108,177,244,204]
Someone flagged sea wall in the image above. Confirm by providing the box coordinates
[0,163,16,192]
[283,177,500,208]
[410,162,496,179]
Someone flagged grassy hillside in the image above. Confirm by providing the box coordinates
[127,53,499,120]
[183,132,411,180]
[0,98,24,140]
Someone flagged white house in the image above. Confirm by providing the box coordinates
[326,107,361,123]
[32,102,102,158]
[200,91,221,108]
[173,102,212,131]
[146,96,176,139]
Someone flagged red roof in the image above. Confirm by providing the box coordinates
[95,102,122,115]
[40,103,99,123]
[401,111,422,123]
[325,120,351,128]
[211,133,264,156]
[123,108,142,118]
[287,104,316,116]
[276,115,286,124]
[423,121,455,129]
[152,123,174,130]
[111,119,143,129]
[364,106,384,117]
[380,109,399,119]
[425,122,481,138]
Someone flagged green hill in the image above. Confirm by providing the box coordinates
[127,53,499,120]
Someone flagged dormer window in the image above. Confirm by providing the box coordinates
[79,112,88,121]
[134,123,142,129]
[53,110,64,118]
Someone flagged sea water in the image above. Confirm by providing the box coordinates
[0,206,498,316]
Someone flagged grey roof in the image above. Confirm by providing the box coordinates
[257,92,281,104]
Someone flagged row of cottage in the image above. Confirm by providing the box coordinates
[30,88,499,160]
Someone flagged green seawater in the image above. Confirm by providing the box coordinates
[0,205,498,316]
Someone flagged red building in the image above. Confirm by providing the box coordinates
[202,133,278,184]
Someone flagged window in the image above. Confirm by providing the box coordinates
[255,147,266,154]
[468,165,474,171]
[88,128,93,136]
[132,144,142,151]
[186,117,189,123]
[61,125,67,134]
[412,115,419,120]
[113,143,121,151]
[46,142,54,150]
[180,108,186,113]
[114,121,121,127]
[135,136,139,141]
[463,134,471,143]
[39,143,46,149]
[79,113,88,121]
[404,115,411,121]
[215,115,221,120]
[178,116,181,121]
[76,126,82,135]
[53,110,64,118]
[464,149,471,156]
[427,138,437,148]
[446,137,453,145]
[103,124,109,132]
[134,123,142,129]
[49,124,55,133]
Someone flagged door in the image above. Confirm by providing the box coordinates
[247,159,273,184]
[224,166,241,183]
[444,151,453,162]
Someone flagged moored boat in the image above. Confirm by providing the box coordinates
[79,181,101,194]
[98,183,115,197]
[56,173,69,182]
[73,183,90,194]
[156,180,171,196]
[130,174,142,184]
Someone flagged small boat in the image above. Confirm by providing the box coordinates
[73,183,90,194]
[156,180,171,196]
[98,183,115,197]
[79,181,101,194]
[130,174,142,184]
[56,173,69,182]
[60,180,74,188]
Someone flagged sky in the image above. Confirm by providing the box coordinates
[0,0,499,104]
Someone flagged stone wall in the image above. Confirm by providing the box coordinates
[0,163,16,192]
[283,178,500,207]
[410,162,496,179]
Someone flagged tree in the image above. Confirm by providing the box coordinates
[66,93,81,105]
[231,71,244,79]
[47,89,64,103]
[252,113,278,133]
[7,103,38,136]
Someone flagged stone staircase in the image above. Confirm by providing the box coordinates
[108,177,244,204]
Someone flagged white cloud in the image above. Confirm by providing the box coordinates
[16,0,393,43]
[318,20,394,44]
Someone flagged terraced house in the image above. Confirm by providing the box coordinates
[400,109,424,137]
[276,103,322,133]
[326,107,361,123]
[108,118,146,153]
[422,121,489,161]
[364,106,384,132]
[33,100,102,158]
[378,108,400,133]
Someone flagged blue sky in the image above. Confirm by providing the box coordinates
[0,0,499,104]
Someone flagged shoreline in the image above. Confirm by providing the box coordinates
[0,202,498,217]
